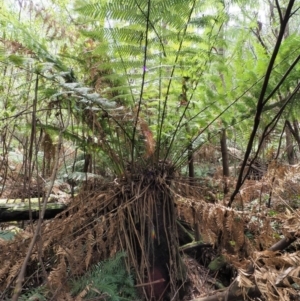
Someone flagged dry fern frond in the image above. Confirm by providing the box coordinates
[254,267,279,300]
[192,240,299,301]
[214,206,225,230]
[0,260,11,283]
[236,270,255,289]
[251,260,300,301]
[0,162,183,299]
[7,259,23,283]
[253,250,300,269]
[275,266,300,287]
[85,230,95,270]
[140,120,155,159]
[175,196,279,255]
[279,209,300,237]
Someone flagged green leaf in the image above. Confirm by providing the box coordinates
[8,54,25,66]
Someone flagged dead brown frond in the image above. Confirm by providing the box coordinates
[175,193,280,257]
[263,161,300,211]
[195,143,219,164]
[0,161,187,300]
[2,157,299,300]
[140,120,156,159]
[249,250,300,301]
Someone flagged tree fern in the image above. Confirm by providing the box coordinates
[75,0,223,167]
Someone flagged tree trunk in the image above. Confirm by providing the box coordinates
[83,153,92,172]
[220,129,229,177]
[285,121,296,165]
[188,143,194,178]
[286,119,300,153]
[292,120,300,151]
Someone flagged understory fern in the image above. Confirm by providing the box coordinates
[70,251,137,301]
[19,286,47,301]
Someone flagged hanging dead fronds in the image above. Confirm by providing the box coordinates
[175,196,277,255]
[0,161,186,300]
[140,120,156,159]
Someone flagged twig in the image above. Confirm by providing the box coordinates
[135,278,165,287]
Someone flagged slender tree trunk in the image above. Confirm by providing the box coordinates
[83,153,91,173]
[285,122,296,165]
[220,129,229,195]
[292,120,300,151]
[286,120,300,152]
[188,143,194,178]
[220,129,229,177]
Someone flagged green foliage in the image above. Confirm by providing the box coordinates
[19,286,47,301]
[70,252,137,301]
[208,255,226,271]
[0,230,16,241]
[1,0,300,174]
[74,0,229,165]
[65,171,103,183]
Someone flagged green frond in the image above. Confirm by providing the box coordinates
[189,15,217,27]
[19,287,47,301]
[75,2,106,20]
[0,45,6,59]
[70,252,137,301]
[106,27,146,44]
[37,124,88,147]
[7,54,26,66]
[66,171,104,182]
[114,45,144,57]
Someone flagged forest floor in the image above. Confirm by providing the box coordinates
[0,157,300,301]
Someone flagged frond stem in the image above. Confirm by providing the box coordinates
[164,20,223,161]
[131,0,151,165]
[172,74,267,168]
[134,1,166,57]
[157,0,197,159]
[236,81,300,188]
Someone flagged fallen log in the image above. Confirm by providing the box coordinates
[0,202,67,222]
